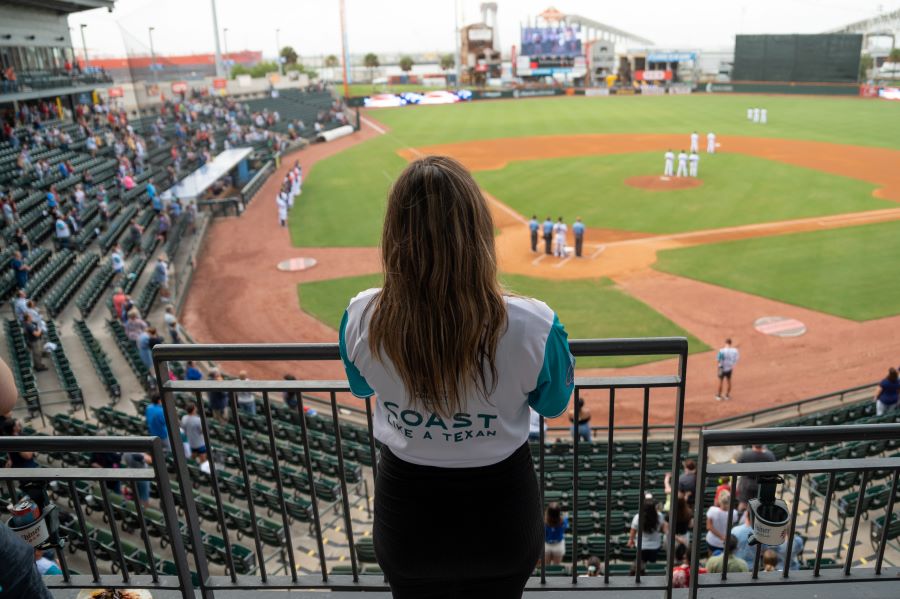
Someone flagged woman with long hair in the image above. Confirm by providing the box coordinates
[340,156,575,597]
[874,367,899,416]
[627,498,668,563]
[544,502,568,565]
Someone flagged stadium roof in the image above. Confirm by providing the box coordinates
[5,0,114,14]
[559,13,654,46]
[826,7,900,36]
[161,148,253,202]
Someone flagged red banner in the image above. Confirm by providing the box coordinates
[107,86,124,98]
[635,70,673,82]
[213,78,227,89]
[171,81,188,94]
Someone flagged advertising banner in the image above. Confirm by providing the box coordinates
[171,81,188,94]
[107,87,124,98]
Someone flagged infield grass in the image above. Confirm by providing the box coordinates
[654,220,900,321]
[475,153,886,234]
[298,273,709,368]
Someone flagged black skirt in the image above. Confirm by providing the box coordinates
[374,442,543,599]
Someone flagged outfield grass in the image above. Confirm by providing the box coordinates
[475,153,886,234]
[654,220,900,321]
[298,273,709,367]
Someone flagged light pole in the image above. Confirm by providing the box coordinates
[223,28,230,78]
[148,26,158,84]
[275,28,283,76]
[79,24,89,70]
[209,0,224,78]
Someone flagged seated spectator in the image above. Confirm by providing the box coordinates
[90,448,122,494]
[628,498,668,563]
[583,556,602,578]
[185,361,203,381]
[705,535,748,573]
[875,367,899,416]
[34,549,62,576]
[672,542,705,588]
[544,502,567,565]
[706,491,739,555]
[1,418,38,467]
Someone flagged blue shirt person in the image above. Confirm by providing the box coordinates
[572,217,586,257]
[541,217,554,255]
[528,216,539,252]
[145,399,169,446]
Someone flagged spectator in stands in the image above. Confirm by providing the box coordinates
[128,218,143,250]
[207,369,229,423]
[714,476,732,504]
[111,287,127,320]
[668,495,694,549]
[628,498,668,563]
[874,367,899,416]
[157,210,171,243]
[735,444,776,506]
[705,535,747,573]
[1,418,38,467]
[124,309,148,343]
[54,211,72,250]
[235,370,256,415]
[164,305,182,343]
[11,250,30,289]
[568,397,591,442]
[123,451,151,508]
[110,245,125,279]
[137,327,156,370]
[22,313,47,371]
[544,503,567,565]
[1,195,15,227]
[283,374,300,408]
[154,254,170,302]
[665,458,698,508]
[13,227,30,257]
[339,157,573,596]
[25,300,47,334]
[90,447,122,494]
[706,490,739,556]
[13,289,28,321]
[185,361,203,381]
[34,548,62,576]
[672,542,705,588]
[180,403,206,459]
[144,394,169,451]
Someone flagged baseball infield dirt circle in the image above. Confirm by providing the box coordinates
[625,176,703,191]
[185,119,900,425]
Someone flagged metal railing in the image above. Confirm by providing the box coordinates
[0,435,194,595]
[4,338,897,598]
[689,424,900,599]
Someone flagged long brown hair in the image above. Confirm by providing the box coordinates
[368,156,506,416]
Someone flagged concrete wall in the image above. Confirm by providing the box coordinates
[0,4,73,49]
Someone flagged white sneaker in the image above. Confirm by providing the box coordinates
[715,395,723,401]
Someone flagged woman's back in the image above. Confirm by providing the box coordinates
[341,289,573,468]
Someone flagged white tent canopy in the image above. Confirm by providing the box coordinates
[161,148,253,202]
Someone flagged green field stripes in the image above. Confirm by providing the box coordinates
[655,220,900,321]
[298,273,709,368]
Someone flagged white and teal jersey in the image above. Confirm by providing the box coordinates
[339,288,575,468]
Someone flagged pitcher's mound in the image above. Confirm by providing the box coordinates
[625,176,703,191]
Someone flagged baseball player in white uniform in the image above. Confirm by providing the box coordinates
[554,217,568,258]
[707,132,716,154]
[747,107,753,120]
[276,192,288,227]
[690,131,699,153]
[689,151,700,177]
[752,108,760,123]
[676,150,688,177]
[760,108,767,124]
[663,149,675,177]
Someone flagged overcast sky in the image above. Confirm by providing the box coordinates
[69,0,898,60]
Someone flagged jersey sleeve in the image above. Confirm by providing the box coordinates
[339,309,375,398]
[527,314,575,418]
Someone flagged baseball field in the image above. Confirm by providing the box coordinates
[183,93,900,423]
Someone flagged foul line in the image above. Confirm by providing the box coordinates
[590,245,606,259]
[532,254,547,265]
[361,117,387,135]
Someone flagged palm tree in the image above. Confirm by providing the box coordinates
[364,53,380,82]
[280,46,299,66]
[399,56,414,72]
[325,54,339,68]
